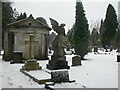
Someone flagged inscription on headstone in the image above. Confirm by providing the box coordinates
[51,70,69,83]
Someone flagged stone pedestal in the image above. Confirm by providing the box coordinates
[117,55,120,62]
[72,56,82,66]
[51,70,69,83]
[22,59,42,71]
[47,56,70,70]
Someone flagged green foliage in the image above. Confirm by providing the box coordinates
[116,26,120,49]
[66,24,75,48]
[36,17,48,26]
[17,12,27,21]
[2,1,13,29]
[91,28,100,46]
[2,1,14,49]
[101,4,118,48]
[73,1,89,59]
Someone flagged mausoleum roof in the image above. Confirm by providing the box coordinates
[7,14,51,31]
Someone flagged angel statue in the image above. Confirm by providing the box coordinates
[47,18,70,70]
[49,18,69,60]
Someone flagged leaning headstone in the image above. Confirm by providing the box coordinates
[51,70,69,83]
[72,55,82,66]
[10,51,25,64]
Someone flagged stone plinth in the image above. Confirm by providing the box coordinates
[51,70,69,83]
[47,56,70,70]
[22,59,42,71]
[72,56,82,66]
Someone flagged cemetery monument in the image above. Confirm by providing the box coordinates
[47,18,70,70]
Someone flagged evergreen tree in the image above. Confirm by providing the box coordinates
[2,1,14,49]
[17,12,27,21]
[91,28,99,46]
[116,25,120,51]
[73,0,89,59]
[22,12,27,19]
[99,19,104,35]
[2,1,13,29]
[66,24,75,48]
[36,17,48,26]
[101,4,118,48]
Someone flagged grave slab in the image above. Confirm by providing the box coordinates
[20,69,51,84]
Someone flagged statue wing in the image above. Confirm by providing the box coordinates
[49,18,59,27]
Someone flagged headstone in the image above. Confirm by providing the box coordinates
[21,34,42,71]
[10,51,25,64]
[72,56,82,66]
[51,70,69,83]
[47,18,70,70]
[94,46,98,54]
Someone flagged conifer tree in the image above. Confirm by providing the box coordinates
[101,4,118,48]
[73,0,89,59]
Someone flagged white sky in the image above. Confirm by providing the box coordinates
[11,0,119,33]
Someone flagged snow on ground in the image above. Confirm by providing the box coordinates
[0,50,118,89]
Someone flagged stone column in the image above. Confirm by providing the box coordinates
[44,34,49,59]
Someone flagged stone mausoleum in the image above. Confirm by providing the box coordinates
[3,14,51,61]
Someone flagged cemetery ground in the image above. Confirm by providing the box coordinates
[0,49,118,89]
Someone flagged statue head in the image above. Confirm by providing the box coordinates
[60,24,65,27]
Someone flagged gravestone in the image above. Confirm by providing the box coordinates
[94,46,98,54]
[22,34,42,71]
[72,55,82,66]
[10,51,25,64]
[47,18,70,70]
[51,70,69,83]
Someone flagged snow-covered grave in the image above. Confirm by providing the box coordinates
[0,50,118,88]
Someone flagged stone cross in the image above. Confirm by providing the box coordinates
[25,34,38,59]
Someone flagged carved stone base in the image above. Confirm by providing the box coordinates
[51,70,69,83]
[47,60,70,70]
[22,59,42,71]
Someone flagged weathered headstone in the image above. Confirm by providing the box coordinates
[47,18,70,70]
[72,55,82,66]
[10,51,25,64]
[22,34,42,71]
[94,46,98,54]
[51,70,69,83]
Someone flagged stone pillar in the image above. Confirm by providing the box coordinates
[44,34,49,59]
[3,30,9,61]
[8,32,14,60]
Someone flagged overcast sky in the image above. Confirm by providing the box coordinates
[11,0,119,33]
